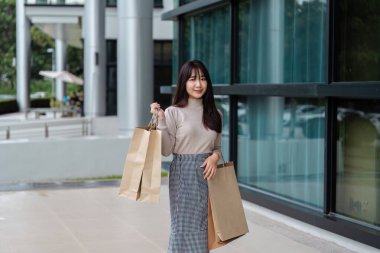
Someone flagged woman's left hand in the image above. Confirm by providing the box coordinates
[201,153,219,180]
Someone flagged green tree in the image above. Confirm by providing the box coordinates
[0,0,83,95]
[31,25,55,80]
[0,0,16,90]
[337,0,380,81]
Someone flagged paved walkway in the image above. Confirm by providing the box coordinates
[0,181,378,253]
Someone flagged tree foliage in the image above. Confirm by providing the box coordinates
[0,0,83,94]
[0,0,16,89]
[336,0,380,81]
[31,26,55,80]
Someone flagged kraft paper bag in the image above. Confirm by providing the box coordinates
[139,128,161,203]
[208,161,249,250]
[119,116,161,204]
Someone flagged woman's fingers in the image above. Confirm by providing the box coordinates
[203,163,216,180]
[150,102,161,114]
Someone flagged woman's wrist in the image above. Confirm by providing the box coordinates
[211,152,219,161]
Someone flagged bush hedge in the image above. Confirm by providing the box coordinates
[0,98,51,115]
[30,98,50,108]
[0,99,19,115]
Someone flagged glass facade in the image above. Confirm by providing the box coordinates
[165,0,380,248]
[336,99,380,225]
[335,0,380,81]
[154,41,173,109]
[215,95,230,161]
[105,0,163,8]
[106,40,117,115]
[237,96,325,208]
[183,6,230,84]
[105,40,173,115]
[238,0,327,83]
[180,0,197,5]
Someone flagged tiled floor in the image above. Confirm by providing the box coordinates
[0,182,377,253]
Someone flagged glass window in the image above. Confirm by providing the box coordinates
[238,0,327,83]
[237,96,325,208]
[172,22,179,82]
[183,6,230,84]
[334,1,380,81]
[106,40,117,115]
[336,99,380,226]
[154,41,173,109]
[154,0,163,8]
[215,96,230,161]
[180,0,197,5]
[106,0,117,7]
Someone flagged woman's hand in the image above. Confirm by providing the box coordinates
[202,153,219,180]
[150,102,165,119]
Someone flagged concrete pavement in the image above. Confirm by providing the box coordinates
[0,180,378,253]
[0,112,378,252]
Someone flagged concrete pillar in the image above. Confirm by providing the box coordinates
[117,0,153,135]
[84,0,106,117]
[16,0,30,112]
[55,38,66,101]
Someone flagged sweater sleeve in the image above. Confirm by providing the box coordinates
[212,110,223,160]
[157,107,176,156]
[212,132,222,157]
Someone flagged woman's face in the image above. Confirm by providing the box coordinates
[186,69,207,99]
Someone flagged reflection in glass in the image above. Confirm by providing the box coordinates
[335,0,380,81]
[183,7,230,84]
[180,0,197,5]
[172,22,179,83]
[215,96,230,161]
[237,96,325,208]
[238,0,327,83]
[336,99,380,226]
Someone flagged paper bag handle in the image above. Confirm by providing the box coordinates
[147,111,158,131]
[218,152,229,167]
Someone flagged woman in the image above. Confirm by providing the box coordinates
[150,60,222,253]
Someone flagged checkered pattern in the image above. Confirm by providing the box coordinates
[168,153,210,253]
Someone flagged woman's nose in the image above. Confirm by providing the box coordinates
[194,78,201,87]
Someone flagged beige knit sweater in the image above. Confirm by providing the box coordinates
[157,98,221,157]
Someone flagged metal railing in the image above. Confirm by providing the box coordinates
[0,118,92,141]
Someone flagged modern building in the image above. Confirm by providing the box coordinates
[161,0,380,250]
[15,0,380,250]
[17,0,173,133]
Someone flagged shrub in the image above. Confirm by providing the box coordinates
[30,98,50,108]
[0,99,19,115]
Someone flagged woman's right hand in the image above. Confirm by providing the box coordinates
[150,102,165,119]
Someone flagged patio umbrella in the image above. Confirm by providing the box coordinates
[39,70,83,85]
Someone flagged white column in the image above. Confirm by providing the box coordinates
[84,0,106,117]
[16,0,30,112]
[117,0,154,135]
[55,39,66,101]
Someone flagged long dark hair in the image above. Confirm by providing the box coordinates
[173,60,221,133]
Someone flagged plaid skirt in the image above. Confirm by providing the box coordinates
[168,153,210,253]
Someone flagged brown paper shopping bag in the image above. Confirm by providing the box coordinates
[119,115,161,204]
[139,128,161,203]
[208,160,249,250]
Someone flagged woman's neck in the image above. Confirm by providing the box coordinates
[187,97,203,108]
